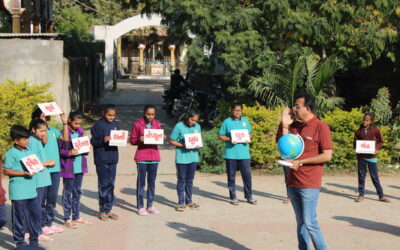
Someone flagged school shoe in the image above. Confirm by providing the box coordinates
[147,207,160,214]
[41,226,54,235]
[49,225,64,233]
[379,197,391,203]
[247,198,258,205]
[138,208,148,216]
[230,199,239,205]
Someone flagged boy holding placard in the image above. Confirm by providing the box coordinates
[91,104,121,220]
[218,103,257,205]
[354,113,390,203]
[3,125,41,247]
[130,105,163,215]
[59,111,90,228]
[169,109,202,212]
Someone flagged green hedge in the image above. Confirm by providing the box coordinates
[0,80,54,156]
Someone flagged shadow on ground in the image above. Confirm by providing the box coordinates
[333,216,400,237]
[167,222,251,250]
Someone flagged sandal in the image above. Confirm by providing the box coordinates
[72,218,92,225]
[176,204,185,212]
[65,220,78,229]
[379,197,390,203]
[107,213,119,220]
[355,196,364,202]
[186,203,200,209]
[98,213,108,221]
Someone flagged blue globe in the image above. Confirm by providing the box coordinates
[277,134,304,160]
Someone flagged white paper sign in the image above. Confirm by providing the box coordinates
[144,129,164,145]
[72,136,91,154]
[356,140,376,154]
[37,102,63,116]
[21,154,44,174]
[230,129,250,143]
[109,130,128,146]
[184,133,203,149]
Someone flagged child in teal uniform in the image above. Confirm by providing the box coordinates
[169,110,202,212]
[4,125,41,248]
[31,108,68,234]
[218,103,257,205]
[28,119,56,238]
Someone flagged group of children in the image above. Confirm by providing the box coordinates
[0,102,390,248]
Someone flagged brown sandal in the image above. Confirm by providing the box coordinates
[107,213,119,220]
[65,220,78,229]
[355,196,364,202]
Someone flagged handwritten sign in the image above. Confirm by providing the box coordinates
[144,129,164,145]
[356,140,376,154]
[72,136,91,154]
[21,154,44,174]
[184,133,203,149]
[37,102,63,116]
[109,130,128,146]
[230,129,250,143]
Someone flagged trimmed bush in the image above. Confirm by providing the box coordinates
[0,80,54,156]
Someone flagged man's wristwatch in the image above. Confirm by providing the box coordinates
[299,161,303,167]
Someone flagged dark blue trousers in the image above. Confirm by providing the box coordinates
[358,159,384,198]
[176,163,197,205]
[225,159,253,200]
[12,197,41,247]
[136,163,158,208]
[37,186,48,228]
[45,172,60,227]
[96,164,117,213]
[0,204,7,229]
[62,173,83,221]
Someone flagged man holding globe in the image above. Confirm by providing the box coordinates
[277,94,333,250]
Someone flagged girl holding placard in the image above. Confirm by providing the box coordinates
[169,109,202,212]
[59,111,91,228]
[218,103,257,205]
[354,113,390,203]
[91,104,121,220]
[130,105,162,216]
[28,119,56,239]
[31,108,68,234]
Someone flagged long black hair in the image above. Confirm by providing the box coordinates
[29,119,47,133]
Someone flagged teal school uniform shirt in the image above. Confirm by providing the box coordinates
[44,126,62,173]
[71,132,83,174]
[138,123,160,164]
[170,121,201,164]
[4,147,38,200]
[29,136,52,188]
[219,117,252,159]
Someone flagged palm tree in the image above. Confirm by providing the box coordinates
[249,49,344,117]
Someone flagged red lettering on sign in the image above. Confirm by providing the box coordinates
[361,142,370,149]
[26,157,39,168]
[44,104,55,112]
[188,136,199,145]
[74,139,89,150]
[113,132,126,140]
[235,132,246,141]
[145,130,162,141]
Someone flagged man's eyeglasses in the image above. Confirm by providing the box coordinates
[292,105,304,110]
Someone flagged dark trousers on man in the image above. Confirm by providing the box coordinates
[357,159,384,198]
[62,173,83,221]
[0,204,7,229]
[12,197,41,247]
[136,163,158,208]
[225,159,253,200]
[96,164,117,213]
[176,163,197,205]
[45,172,60,227]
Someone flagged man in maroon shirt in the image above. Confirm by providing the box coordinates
[0,155,7,229]
[277,94,333,250]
